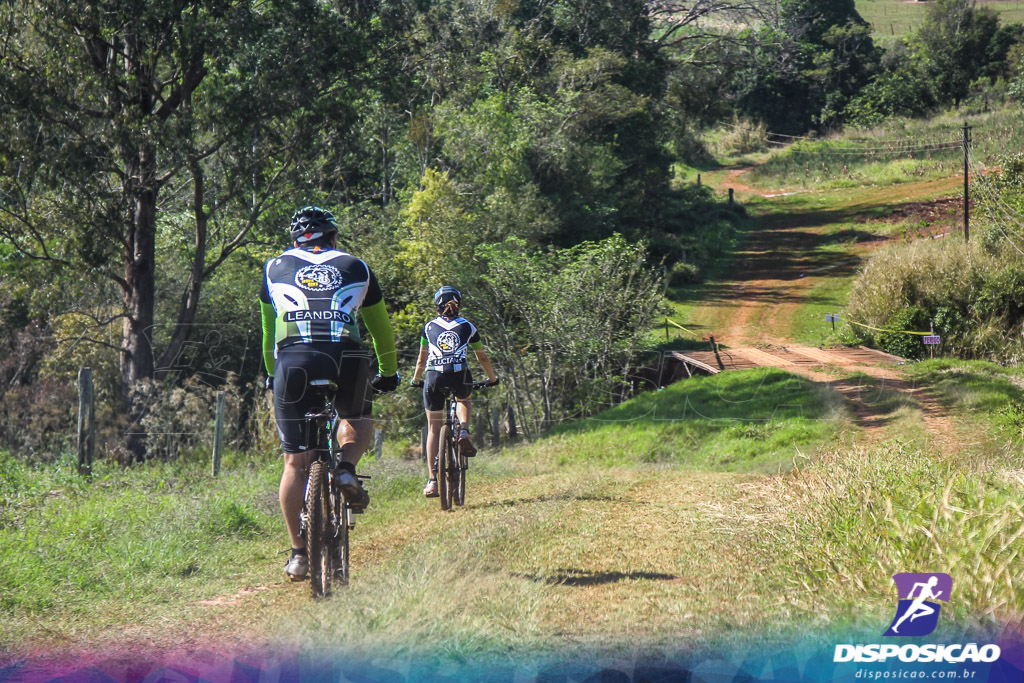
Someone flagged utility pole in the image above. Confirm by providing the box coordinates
[962,122,972,242]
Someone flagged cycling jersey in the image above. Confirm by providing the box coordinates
[259,246,397,377]
[421,316,483,373]
[261,247,379,348]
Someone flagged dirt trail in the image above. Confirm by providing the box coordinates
[784,345,958,446]
[684,174,966,445]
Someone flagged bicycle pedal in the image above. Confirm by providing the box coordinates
[356,474,372,481]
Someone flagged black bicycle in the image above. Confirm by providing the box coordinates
[300,379,368,597]
[434,380,493,511]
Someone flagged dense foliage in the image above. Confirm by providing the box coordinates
[2,0,1024,461]
[0,0,746,460]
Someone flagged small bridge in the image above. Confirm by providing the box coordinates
[666,345,904,379]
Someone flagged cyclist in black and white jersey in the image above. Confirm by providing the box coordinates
[410,286,498,497]
[260,206,399,578]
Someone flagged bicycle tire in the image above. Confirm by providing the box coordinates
[438,424,453,511]
[334,494,350,586]
[454,450,467,506]
[306,461,332,597]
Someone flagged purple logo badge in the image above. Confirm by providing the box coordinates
[883,573,952,636]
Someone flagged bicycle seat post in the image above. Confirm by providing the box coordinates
[304,379,338,458]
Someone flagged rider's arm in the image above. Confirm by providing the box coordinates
[473,347,498,384]
[361,300,397,376]
[412,344,428,383]
[260,302,276,375]
[259,274,276,376]
[358,264,397,376]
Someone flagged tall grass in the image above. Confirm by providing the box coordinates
[846,223,1024,362]
[786,439,1024,632]
[0,454,281,632]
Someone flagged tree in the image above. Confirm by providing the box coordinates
[0,0,374,459]
[915,0,1000,106]
[731,0,877,132]
[474,235,666,435]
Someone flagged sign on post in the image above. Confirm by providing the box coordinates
[923,335,941,345]
[825,313,840,331]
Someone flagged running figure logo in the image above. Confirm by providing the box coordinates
[884,573,952,636]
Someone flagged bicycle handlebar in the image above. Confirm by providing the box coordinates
[408,379,498,390]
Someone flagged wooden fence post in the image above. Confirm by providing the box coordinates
[475,412,486,450]
[212,391,225,477]
[728,187,734,205]
[77,367,94,476]
[491,407,501,447]
[506,405,518,442]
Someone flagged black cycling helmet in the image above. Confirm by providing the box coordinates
[289,206,338,243]
[434,285,462,312]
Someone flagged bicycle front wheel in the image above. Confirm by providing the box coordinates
[333,497,350,586]
[454,451,467,507]
[306,461,333,598]
[438,425,453,511]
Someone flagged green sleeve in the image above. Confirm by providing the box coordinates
[260,301,277,376]
[361,299,398,376]
[469,340,483,350]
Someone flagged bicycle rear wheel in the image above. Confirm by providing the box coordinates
[438,425,453,511]
[306,461,333,597]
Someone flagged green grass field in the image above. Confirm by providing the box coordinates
[0,367,849,660]
[856,0,1024,41]
[748,108,1024,192]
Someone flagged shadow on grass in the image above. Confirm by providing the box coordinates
[515,568,678,586]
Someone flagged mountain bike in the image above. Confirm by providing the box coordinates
[300,379,368,597]
[435,380,494,511]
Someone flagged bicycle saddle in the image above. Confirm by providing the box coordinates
[307,379,338,395]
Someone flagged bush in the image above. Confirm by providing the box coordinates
[668,261,702,287]
[847,234,1024,363]
[710,118,768,156]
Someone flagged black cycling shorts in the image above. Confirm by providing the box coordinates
[273,341,372,453]
[423,369,473,412]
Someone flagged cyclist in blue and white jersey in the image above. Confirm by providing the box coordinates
[410,286,498,497]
